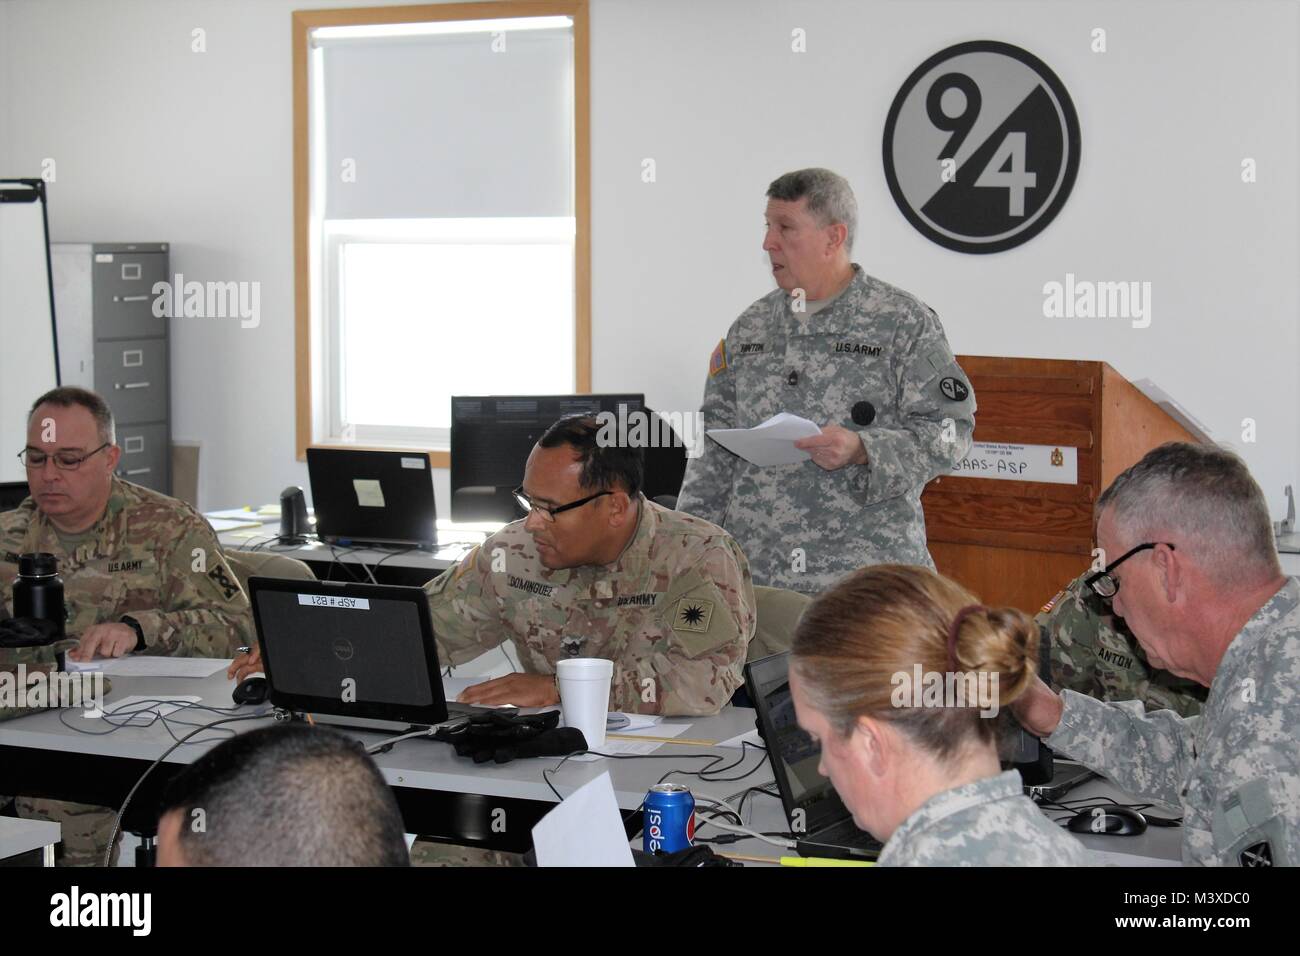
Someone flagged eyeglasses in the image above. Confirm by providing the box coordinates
[1085,542,1176,598]
[512,485,612,522]
[18,443,111,472]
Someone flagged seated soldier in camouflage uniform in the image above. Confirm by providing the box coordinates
[1015,443,1300,866]
[0,387,254,865]
[1038,571,1206,717]
[231,413,757,866]
[791,565,1092,866]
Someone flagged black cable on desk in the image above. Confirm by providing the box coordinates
[538,737,770,840]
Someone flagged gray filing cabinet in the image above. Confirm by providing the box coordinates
[51,243,172,495]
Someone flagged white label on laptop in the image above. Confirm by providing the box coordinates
[298,593,371,610]
[353,478,385,508]
[400,456,426,470]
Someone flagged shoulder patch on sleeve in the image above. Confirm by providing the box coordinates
[708,339,728,377]
[672,596,714,633]
[454,546,480,581]
[1040,589,1067,615]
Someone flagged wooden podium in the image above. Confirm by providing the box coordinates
[922,357,1199,613]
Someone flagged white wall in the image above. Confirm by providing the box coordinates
[2,0,1296,517]
[590,0,1300,515]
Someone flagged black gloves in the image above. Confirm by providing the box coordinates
[434,709,588,764]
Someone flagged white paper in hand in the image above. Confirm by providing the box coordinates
[706,412,822,466]
[532,771,635,867]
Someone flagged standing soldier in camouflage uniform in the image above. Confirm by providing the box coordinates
[1016,443,1300,866]
[1038,572,1207,716]
[0,387,253,865]
[677,168,975,594]
[791,564,1091,865]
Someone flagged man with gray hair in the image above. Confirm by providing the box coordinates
[1,386,253,865]
[1015,442,1299,866]
[678,168,975,593]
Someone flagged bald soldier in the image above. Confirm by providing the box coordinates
[1,387,253,865]
[678,168,975,593]
[1038,572,1207,717]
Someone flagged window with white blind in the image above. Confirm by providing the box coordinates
[294,6,588,459]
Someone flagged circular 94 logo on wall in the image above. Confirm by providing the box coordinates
[882,40,1081,254]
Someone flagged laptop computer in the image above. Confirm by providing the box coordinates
[249,576,468,731]
[744,652,883,861]
[306,448,438,549]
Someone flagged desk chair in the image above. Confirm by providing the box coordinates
[224,550,316,591]
[732,585,811,707]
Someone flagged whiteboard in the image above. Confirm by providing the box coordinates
[0,181,60,484]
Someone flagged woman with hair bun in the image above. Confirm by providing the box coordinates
[790,564,1091,866]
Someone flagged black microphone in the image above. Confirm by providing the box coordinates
[851,401,876,427]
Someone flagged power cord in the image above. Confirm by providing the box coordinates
[104,711,268,866]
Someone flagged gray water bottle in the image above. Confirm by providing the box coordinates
[13,552,66,636]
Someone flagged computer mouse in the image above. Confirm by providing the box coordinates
[232,674,269,706]
[1067,806,1148,836]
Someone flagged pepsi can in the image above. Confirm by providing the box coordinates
[644,783,695,854]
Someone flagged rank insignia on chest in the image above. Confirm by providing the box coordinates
[560,635,587,658]
[672,597,714,633]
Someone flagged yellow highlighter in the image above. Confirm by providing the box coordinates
[780,856,874,867]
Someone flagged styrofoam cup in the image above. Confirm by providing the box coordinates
[556,657,614,750]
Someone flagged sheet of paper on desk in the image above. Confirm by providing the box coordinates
[64,656,231,679]
[532,771,635,867]
[716,728,762,749]
[569,738,667,760]
[205,507,276,522]
[706,413,820,466]
[611,717,690,739]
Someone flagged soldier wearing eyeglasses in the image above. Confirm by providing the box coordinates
[0,387,253,865]
[1014,442,1300,867]
[423,414,756,717]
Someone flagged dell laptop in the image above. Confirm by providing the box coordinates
[306,448,437,549]
[249,576,459,731]
[745,652,883,861]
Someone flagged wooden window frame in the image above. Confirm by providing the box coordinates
[291,1,591,467]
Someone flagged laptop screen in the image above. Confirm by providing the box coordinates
[250,578,449,727]
[746,652,851,831]
[306,448,437,546]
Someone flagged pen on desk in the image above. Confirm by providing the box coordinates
[605,733,718,747]
[779,856,873,867]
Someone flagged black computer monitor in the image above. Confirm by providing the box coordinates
[451,393,688,523]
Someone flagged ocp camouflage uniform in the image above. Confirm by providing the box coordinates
[876,770,1094,866]
[0,476,254,866]
[0,636,82,722]
[413,498,754,867]
[677,265,975,593]
[1047,577,1300,866]
[1038,573,1207,717]
[426,496,756,717]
